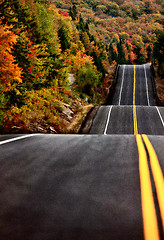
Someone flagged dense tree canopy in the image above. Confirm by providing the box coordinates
[52,0,163,64]
[153,31,164,76]
[0,0,108,133]
[0,0,163,132]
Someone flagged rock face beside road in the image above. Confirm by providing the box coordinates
[60,102,74,121]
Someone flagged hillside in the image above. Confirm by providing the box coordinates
[0,0,111,133]
[52,0,164,64]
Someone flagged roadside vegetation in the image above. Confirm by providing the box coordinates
[0,0,163,133]
[153,32,164,104]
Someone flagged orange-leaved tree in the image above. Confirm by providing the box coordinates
[0,17,22,92]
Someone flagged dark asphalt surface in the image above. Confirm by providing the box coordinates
[89,64,164,135]
[112,65,134,105]
[112,64,155,106]
[90,106,164,135]
[0,64,164,240]
[0,134,164,240]
[0,134,154,240]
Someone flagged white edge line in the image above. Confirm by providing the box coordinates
[118,65,125,105]
[104,106,113,135]
[0,134,41,145]
[144,65,150,106]
[156,106,164,128]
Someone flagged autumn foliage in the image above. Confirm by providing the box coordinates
[0,0,163,133]
[0,18,22,91]
[0,0,108,133]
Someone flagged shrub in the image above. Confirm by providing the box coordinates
[76,63,100,96]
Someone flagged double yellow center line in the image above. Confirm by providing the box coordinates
[133,66,164,239]
[136,134,164,240]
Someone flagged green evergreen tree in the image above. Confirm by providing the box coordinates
[78,14,85,32]
[109,43,117,63]
[1,0,41,43]
[69,4,77,20]
[91,51,106,78]
[117,39,126,64]
[153,31,164,76]
[58,25,70,52]
[146,44,152,62]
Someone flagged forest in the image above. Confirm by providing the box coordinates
[0,0,163,133]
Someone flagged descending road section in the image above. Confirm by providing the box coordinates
[88,63,164,239]
[112,64,155,106]
[90,105,164,135]
[0,64,164,240]
[89,64,164,135]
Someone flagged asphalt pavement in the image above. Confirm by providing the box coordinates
[112,64,155,106]
[0,64,164,240]
[90,105,164,135]
[0,134,161,240]
[89,64,164,135]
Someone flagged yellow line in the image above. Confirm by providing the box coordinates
[133,65,136,106]
[136,135,160,240]
[133,105,138,135]
[142,134,164,232]
[133,65,138,135]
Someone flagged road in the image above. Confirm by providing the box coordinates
[0,64,164,240]
[112,64,155,106]
[89,64,164,240]
[90,105,164,135]
[90,64,164,135]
